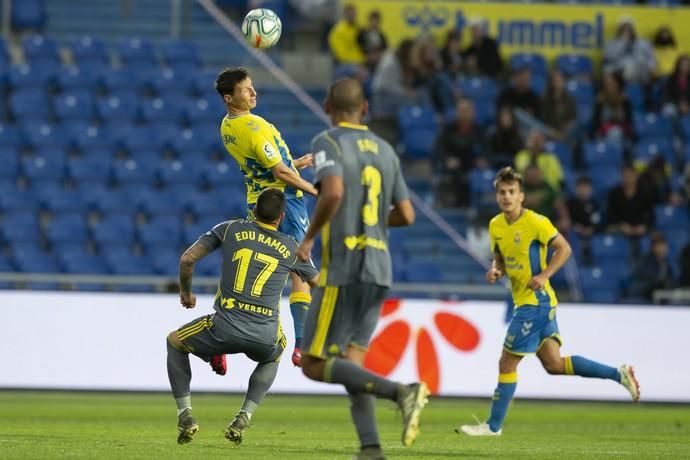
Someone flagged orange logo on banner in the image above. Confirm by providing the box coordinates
[364,299,481,394]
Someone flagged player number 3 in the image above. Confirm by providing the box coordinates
[361,165,382,226]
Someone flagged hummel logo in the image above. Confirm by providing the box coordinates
[299,216,308,226]
[521,321,533,336]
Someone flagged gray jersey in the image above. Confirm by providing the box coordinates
[312,124,409,287]
[197,219,318,345]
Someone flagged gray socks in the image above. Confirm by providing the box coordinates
[167,340,192,399]
[348,389,380,448]
[326,358,398,400]
[241,360,280,414]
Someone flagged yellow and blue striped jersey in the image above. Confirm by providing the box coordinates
[489,209,559,308]
[220,113,303,205]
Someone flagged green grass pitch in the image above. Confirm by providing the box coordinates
[1,391,688,459]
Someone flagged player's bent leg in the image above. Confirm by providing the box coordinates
[166,331,198,444]
[288,273,311,367]
[345,346,383,457]
[301,354,327,381]
[536,337,566,375]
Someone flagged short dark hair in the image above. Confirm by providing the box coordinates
[254,188,285,223]
[215,67,250,97]
[494,166,524,191]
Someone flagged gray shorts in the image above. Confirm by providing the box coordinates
[302,283,388,359]
[177,314,285,363]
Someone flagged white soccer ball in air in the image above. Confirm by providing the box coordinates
[241,8,282,49]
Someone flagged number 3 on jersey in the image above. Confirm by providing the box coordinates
[231,248,278,297]
[361,165,382,226]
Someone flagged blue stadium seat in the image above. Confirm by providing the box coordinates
[113,158,156,183]
[21,153,66,181]
[1,211,40,244]
[184,97,225,124]
[70,36,109,65]
[140,97,186,124]
[55,66,100,92]
[555,54,593,78]
[162,39,201,66]
[92,214,136,246]
[579,266,619,302]
[139,190,182,217]
[398,105,438,159]
[625,84,645,111]
[0,148,20,179]
[13,246,61,273]
[67,151,113,183]
[69,123,113,152]
[0,123,23,149]
[118,37,156,65]
[96,92,140,122]
[469,168,497,209]
[473,100,496,127]
[53,90,95,122]
[509,53,548,76]
[58,250,109,274]
[195,250,222,277]
[0,37,8,67]
[0,188,40,212]
[458,77,499,101]
[545,140,572,169]
[150,247,182,276]
[584,141,624,168]
[41,188,89,213]
[118,125,165,155]
[7,64,55,90]
[168,126,205,156]
[10,89,51,121]
[588,165,621,198]
[138,215,182,248]
[149,68,197,97]
[22,35,59,65]
[654,205,690,231]
[634,112,673,139]
[99,67,137,93]
[90,189,136,214]
[633,138,675,166]
[22,122,71,150]
[105,253,154,276]
[203,161,245,186]
[565,79,594,105]
[157,159,204,186]
[401,261,443,283]
[45,213,89,245]
[591,234,630,262]
[11,0,46,30]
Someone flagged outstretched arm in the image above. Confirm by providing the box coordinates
[271,161,318,196]
[178,241,210,308]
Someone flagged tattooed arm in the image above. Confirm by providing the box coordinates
[178,241,210,309]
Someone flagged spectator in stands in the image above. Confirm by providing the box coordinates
[461,16,503,78]
[606,164,654,237]
[497,68,540,119]
[486,106,523,169]
[638,156,672,206]
[567,176,601,239]
[357,10,387,73]
[440,30,462,78]
[434,98,484,207]
[679,243,690,287]
[328,4,365,67]
[592,71,634,144]
[653,26,679,78]
[514,130,564,191]
[415,36,457,114]
[522,164,569,229]
[603,16,656,86]
[626,232,676,300]
[370,38,418,143]
[662,54,690,118]
[540,70,577,143]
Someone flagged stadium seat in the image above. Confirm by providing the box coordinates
[654,205,690,231]
[634,113,673,140]
[138,215,182,248]
[195,250,222,277]
[544,141,572,169]
[99,68,138,94]
[587,165,622,199]
[67,151,114,183]
[12,246,61,273]
[0,123,23,149]
[45,213,89,245]
[566,80,594,105]
[21,153,66,181]
[0,148,20,179]
[157,159,204,186]
[22,122,72,150]
[0,188,41,212]
[469,168,497,209]
[148,68,197,96]
[118,37,156,66]
[509,53,548,76]
[10,89,51,121]
[458,77,499,101]
[118,126,166,155]
[92,214,136,246]
[11,0,46,30]
[7,64,55,90]
[69,124,114,152]
[22,35,59,65]
[139,190,183,217]
[105,253,154,276]
[58,250,109,274]
[398,105,438,159]
[555,54,593,78]
[161,39,201,68]
[96,93,140,123]
[184,97,225,124]
[584,141,624,168]
[150,247,182,276]
[625,84,645,111]
[140,97,185,124]
[633,138,675,166]
[579,266,619,302]
[41,188,89,213]
[55,66,100,92]
[90,189,136,214]
[53,90,95,122]
[112,158,157,184]
[1,211,40,244]
[203,161,244,187]
[401,261,443,283]
[591,234,630,262]
[70,36,109,65]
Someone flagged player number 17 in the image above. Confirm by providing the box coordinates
[231,248,279,297]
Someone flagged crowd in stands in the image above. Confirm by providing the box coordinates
[328,5,690,301]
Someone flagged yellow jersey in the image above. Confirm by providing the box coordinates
[220,113,303,205]
[489,209,559,308]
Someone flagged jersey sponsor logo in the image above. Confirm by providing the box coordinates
[223,134,237,145]
[221,296,274,316]
[514,232,521,244]
[357,139,379,154]
[263,142,277,160]
[343,234,388,251]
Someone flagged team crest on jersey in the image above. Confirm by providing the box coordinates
[514,232,521,244]
[263,142,277,160]
[314,149,334,172]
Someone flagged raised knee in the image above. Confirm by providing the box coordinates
[300,356,323,381]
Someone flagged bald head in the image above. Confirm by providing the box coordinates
[326,78,365,116]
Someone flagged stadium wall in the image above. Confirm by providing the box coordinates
[1,291,688,402]
[350,1,690,60]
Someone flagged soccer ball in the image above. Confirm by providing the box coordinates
[241,8,282,49]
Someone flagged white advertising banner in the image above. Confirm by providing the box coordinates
[1,290,688,402]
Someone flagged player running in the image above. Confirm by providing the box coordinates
[215,67,318,369]
[166,189,319,445]
[458,167,640,437]
[297,78,429,460]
